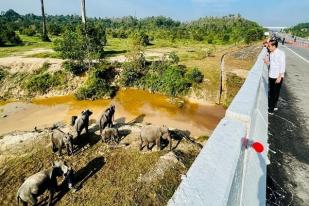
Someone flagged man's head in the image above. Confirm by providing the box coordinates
[268,39,278,52]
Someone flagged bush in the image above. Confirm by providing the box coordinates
[25,73,55,94]
[35,62,50,74]
[131,32,150,47]
[0,24,22,46]
[168,52,179,64]
[159,65,191,96]
[0,68,8,82]
[21,27,36,36]
[63,61,86,75]
[120,65,143,87]
[75,67,117,100]
[120,54,146,87]
[185,68,204,83]
[54,29,85,61]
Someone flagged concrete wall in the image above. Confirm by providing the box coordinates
[168,49,269,206]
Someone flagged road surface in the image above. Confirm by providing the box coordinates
[267,40,309,205]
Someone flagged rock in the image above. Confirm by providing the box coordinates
[138,151,185,184]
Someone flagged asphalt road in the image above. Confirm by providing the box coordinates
[267,42,309,205]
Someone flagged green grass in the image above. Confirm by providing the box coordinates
[0,130,199,206]
[25,52,60,59]
[0,34,53,58]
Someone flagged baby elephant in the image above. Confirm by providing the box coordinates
[140,125,172,151]
[75,109,93,137]
[51,128,74,156]
[16,161,74,206]
[102,128,119,143]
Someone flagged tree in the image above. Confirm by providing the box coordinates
[40,0,50,41]
[54,29,85,62]
[81,0,86,24]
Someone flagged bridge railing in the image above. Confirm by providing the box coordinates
[168,49,269,206]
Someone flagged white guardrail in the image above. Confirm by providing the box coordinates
[168,49,269,206]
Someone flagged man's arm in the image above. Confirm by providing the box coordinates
[276,51,286,83]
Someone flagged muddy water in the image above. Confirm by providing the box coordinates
[0,89,225,136]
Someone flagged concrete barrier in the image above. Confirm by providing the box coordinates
[168,49,269,206]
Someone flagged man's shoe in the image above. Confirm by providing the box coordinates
[268,109,274,115]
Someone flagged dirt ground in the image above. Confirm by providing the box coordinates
[0,120,203,206]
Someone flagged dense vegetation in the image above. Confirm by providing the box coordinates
[286,23,309,38]
[24,63,68,94]
[75,63,117,100]
[120,52,204,97]
[0,10,264,46]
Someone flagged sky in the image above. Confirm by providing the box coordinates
[0,0,308,27]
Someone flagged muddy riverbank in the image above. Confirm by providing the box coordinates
[0,89,225,137]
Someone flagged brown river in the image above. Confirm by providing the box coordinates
[0,89,225,137]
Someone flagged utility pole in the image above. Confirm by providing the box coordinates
[217,53,227,105]
[40,0,50,41]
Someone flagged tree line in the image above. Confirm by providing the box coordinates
[0,9,265,47]
[286,23,309,38]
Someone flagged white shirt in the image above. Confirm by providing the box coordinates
[269,48,286,78]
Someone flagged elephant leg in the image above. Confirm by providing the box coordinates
[100,125,103,137]
[66,145,71,156]
[19,197,28,206]
[156,138,161,151]
[47,189,54,206]
[146,141,151,151]
[139,139,144,151]
[27,194,37,206]
[58,146,62,156]
[51,143,56,153]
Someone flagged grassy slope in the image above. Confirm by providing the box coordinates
[0,129,199,206]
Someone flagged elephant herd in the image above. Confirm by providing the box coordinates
[16,105,172,206]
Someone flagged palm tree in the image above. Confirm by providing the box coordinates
[81,0,86,24]
[40,0,50,41]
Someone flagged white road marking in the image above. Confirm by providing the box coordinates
[283,45,309,64]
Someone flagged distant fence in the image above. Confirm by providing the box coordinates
[168,49,269,206]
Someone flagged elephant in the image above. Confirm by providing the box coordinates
[51,128,74,156]
[102,128,119,143]
[140,125,172,151]
[99,105,115,136]
[16,161,74,206]
[75,109,93,137]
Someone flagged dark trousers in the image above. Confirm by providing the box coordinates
[268,77,283,112]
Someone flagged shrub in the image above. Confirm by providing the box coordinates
[185,68,204,83]
[21,27,36,36]
[159,65,191,96]
[35,62,50,74]
[120,54,146,87]
[0,24,22,46]
[120,65,143,87]
[0,67,8,82]
[168,52,179,64]
[25,71,67,94]
[63,61,86,75]
[75,66,117,100]
[25,73,55,94]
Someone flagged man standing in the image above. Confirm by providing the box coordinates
[264,39,286,114]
